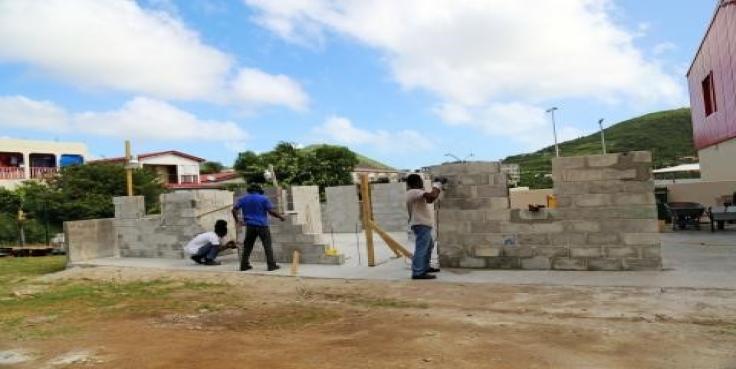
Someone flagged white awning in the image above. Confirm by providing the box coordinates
[653,163,700,174]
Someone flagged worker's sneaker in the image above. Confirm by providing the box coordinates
[412,274,437,280]
[267,264,281,271]
[204,259,221,266]
[240,264,253,271]
[427,267,441,273]
[191,255,203,264]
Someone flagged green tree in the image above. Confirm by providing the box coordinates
[233,151,266,184]
[200,161,224,174]
[304,145,358,189]
[233,143,358,191]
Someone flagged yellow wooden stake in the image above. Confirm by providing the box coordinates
[124,140,133,196]
[360,174,376,267]
[291,249,300,276]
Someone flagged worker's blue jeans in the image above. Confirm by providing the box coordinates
[411,225,434,277]
[195,243,219,261]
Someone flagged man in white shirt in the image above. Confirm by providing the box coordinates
[184,219,236,266]
[405,174,443,280]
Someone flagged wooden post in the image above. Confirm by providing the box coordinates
[360,174,375,267]
[291,250,300,276]
[124,140,133,196]
[369,220,413,258]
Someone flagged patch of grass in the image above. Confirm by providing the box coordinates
[0,256,66,294]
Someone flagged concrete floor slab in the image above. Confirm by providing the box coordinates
[70,229,736,290]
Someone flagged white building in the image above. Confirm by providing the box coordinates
[93,150,204,188]
[0,138,88,189]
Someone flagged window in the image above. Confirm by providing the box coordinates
[702,71,717,116]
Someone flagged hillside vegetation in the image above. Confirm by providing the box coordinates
[503,108,695,188]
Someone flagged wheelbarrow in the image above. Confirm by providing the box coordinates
[665,202,705,230]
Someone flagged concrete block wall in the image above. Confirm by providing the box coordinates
[371,182,409,232]
[289,186,323,234]
[64,218,116,263]
[431,153,661,271]
[323,185,361,233]
[115,190,235,259]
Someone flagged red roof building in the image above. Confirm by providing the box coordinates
[92,150,205,188]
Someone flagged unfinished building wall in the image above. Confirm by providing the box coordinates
[290,186,323,234]
[323,185,361,233]
[114,191,234,259]
[431,152,661,271]
[64,218,116,263]
[371,182,409,232]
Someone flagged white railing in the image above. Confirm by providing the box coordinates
[30,167,58,179]
[0,167,24,180]
[180,175,199,184]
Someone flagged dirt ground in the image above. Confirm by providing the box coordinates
[2,266,736,369]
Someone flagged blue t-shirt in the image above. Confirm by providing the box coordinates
[236,193,273,227]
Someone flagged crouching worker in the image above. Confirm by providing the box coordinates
[406,174,444,280]
[184,219,237,266]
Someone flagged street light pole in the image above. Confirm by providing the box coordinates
[546,107,560,157]
[598,118,607,154]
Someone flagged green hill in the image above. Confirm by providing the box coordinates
[303,144,396,170]
[503,108,696,188]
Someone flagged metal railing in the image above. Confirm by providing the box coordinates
[0,167,24,180]
[30,167,58,179]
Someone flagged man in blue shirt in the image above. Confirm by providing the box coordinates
[232,184,285,271]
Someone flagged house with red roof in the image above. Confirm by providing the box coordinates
[92,150,205,188]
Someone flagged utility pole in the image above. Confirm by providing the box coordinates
[598,118,607,154]
[546,107,560,157]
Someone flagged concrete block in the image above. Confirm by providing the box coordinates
[630,151,652,163]
[486,257,520,269]
[587,154,619,167]
[534,247,569,258]
[470,221,502,234]
[622,233,660,246]
[474,246,501,257]
[489,197,510,209]
[613,193,655,206]
[459,256,487,268]
[640,246,661,259]
[475,185,509,198]
[548,233,586,246]
[599,219,658,233]
[605,246,638,258]
[503,245,534,257]
[587,233,620,245]
[552,156,586,171]
[567,220,601,233]
[552,257,587,271]
[574,194,612,207]
[623,258,661,271]
[521,256,551,270]
[517,233,548,245]
[570,247,603,258]
[587,258,623,271]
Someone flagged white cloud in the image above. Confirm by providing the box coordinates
[313,116,432,153]
[0,96,69,131]
[230,68,309,111]
[653,42,677,56]
[0,0,308,111]
[74,97,249,148]
[245,0,685,136]
[0,95,249,149]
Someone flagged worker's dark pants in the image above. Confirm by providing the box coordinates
[411,225,434,277]
[241,225,276,269]
[194,242,220,261]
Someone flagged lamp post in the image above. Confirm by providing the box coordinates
[444,153,462,162]
[546,107,560,157]
[598,118,607,154]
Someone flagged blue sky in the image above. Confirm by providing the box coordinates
[0,0,715,169]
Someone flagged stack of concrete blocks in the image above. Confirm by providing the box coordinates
[550,152,660,271]
[115,190,235,259]
[431,152,661,271]
[241,187,345,265]
[429,162,511,269]
[371,182,409,232]
[323,185,361,233]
